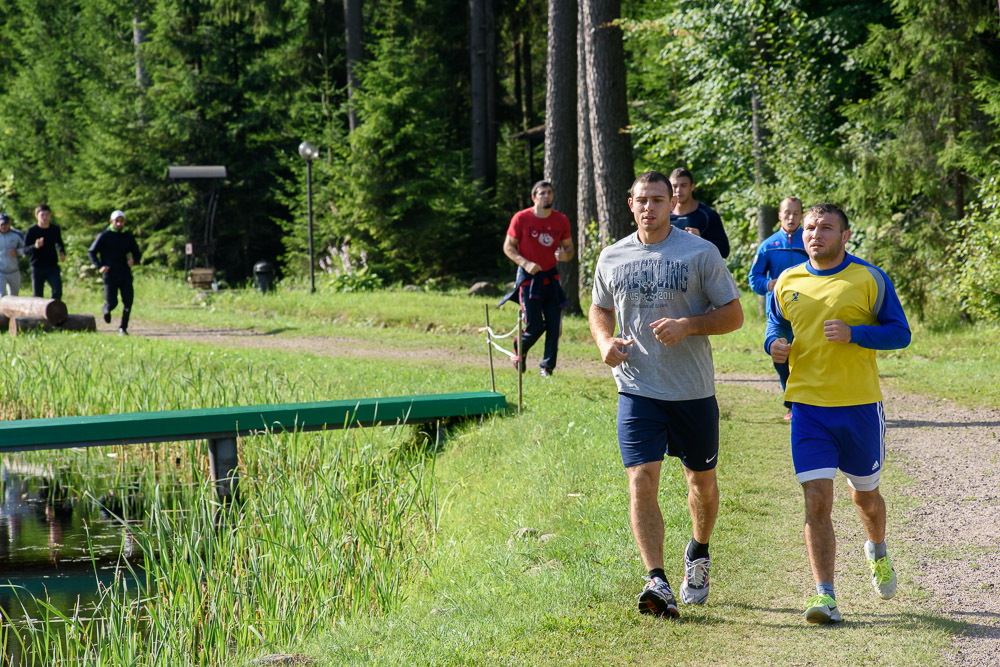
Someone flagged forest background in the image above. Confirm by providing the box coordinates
[1,0,1000,325]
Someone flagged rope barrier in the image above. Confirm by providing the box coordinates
[479,322,520,359]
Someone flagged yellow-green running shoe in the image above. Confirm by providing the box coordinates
[804,594,842,624]
[867,553,897,599]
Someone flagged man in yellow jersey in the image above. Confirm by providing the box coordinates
[765,203,911,625]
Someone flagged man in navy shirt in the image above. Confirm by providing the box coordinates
[749,196,808,420]
[669,168,729,259]
[89,210,142,335]
[24,204,66,300]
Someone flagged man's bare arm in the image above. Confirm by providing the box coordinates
[589,303,633,367]
[503,235,541,274]
[555,237,574,263]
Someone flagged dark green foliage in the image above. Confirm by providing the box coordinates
[625,0,887,270]
[294,0,503,283]
[835,0,1000,320]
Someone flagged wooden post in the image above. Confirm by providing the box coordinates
[485,304,495,393]
[207,437,240,501]
[517,315,523,415]
[0,296,68,325]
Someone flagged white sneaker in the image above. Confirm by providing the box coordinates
[866,552,897,599]
[680,554,710,605]
[804,595,842,624]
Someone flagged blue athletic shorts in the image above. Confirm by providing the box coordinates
[617,393,719,470]
[790,402,885,491]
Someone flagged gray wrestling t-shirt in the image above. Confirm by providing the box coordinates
[592,229,740,401]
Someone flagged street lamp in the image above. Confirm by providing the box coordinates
[298,141,320,293]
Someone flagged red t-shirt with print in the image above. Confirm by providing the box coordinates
[506,208,571,272]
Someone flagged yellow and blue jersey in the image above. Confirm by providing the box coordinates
[764,254,910,407]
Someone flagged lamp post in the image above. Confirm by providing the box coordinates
[298,141,320,293]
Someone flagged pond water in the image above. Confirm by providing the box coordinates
[1,459,147,665]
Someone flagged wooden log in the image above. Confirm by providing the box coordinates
[60,314,97,331]
[9,314,96,336]
[0,296,68,325]
[10,313,98,336]
[10,317,53,336]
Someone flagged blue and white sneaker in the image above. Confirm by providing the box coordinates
[638,576,679,618]
[680,554,710,604]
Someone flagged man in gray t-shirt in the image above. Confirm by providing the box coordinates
[589,170,743,618]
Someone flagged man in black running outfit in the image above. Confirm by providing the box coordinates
[89,210,142,335]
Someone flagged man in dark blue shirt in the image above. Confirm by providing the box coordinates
[669,168,730,259]
[24,204,66,300]
[89,210,142,335]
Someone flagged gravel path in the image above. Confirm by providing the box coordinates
[117,324,1000,664]
[719,375,1000,665]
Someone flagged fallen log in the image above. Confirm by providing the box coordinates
[9,314,97,336]
[61,314,97,331]
[10,317,53,335]
[0,296,68,325]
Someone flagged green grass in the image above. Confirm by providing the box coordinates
[309,380,953,665]
[3,279,996,665]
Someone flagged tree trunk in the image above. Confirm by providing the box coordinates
[520,26,535,185]
[0,296,68,325]
[485,0,496,188]
[582,0,633,244]
[546,0,579,316]
[577,0,597,298]
[470,0,487,186]
[470,0,496,189]
[751,85,776,315]
[133,12,148,88]
[344,0,363,132]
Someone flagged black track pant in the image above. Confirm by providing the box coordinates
[104,275,134,330]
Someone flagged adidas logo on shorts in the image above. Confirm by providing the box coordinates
[871,460,880,471]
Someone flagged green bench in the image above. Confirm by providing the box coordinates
[0,391,507,498]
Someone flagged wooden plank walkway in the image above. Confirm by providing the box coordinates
[0,392,507,499]
[0,392,507,451]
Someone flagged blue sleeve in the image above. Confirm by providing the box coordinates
[748,244,770,295]
[850,269,911,351]
[764,288,793,354]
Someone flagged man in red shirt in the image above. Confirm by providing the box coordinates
[502,181,574,377]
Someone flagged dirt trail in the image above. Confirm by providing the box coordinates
[118,322,1000,664]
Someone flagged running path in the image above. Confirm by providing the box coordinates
[719,375,1000,664]
[884,390,1000,666]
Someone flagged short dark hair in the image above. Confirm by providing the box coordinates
[630,171,672,197]
[805,203,849,231]
[35,204,50,214]
[669,167,694,183]
[531,180,553,197]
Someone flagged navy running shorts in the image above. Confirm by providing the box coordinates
[790,402,885,491]
[616,393,720,470]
